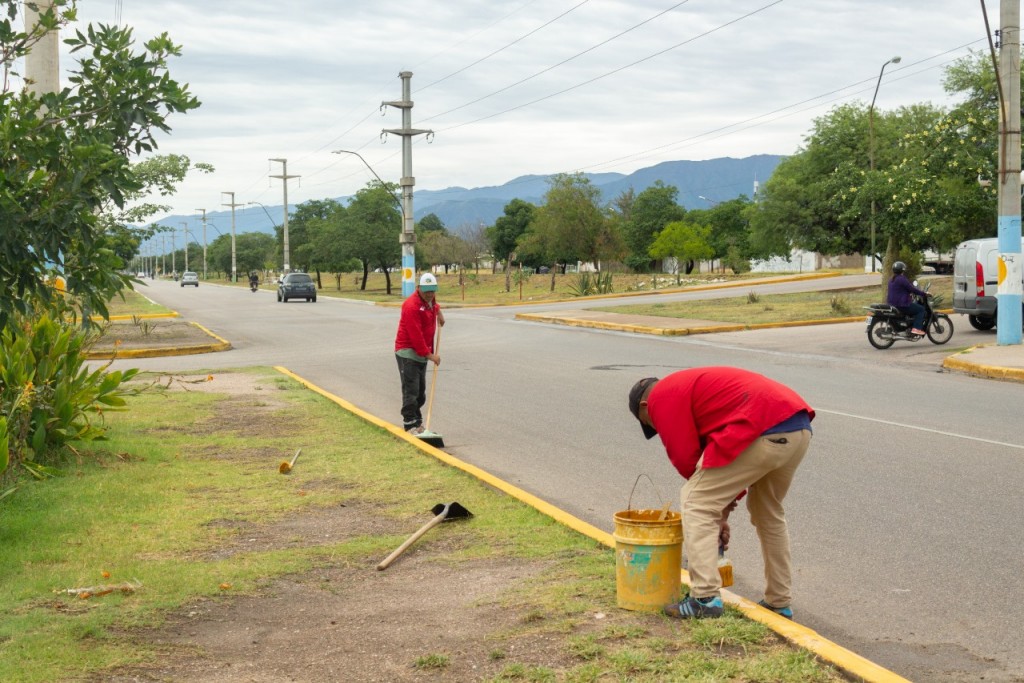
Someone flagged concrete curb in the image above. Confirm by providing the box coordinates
[942,345,1024,382]
[274,365,911,683]
[84,322,231,360]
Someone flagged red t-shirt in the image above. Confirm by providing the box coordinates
[647,367,814,479]
[394,291,440,358]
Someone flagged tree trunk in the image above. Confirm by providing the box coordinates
[505,260,511,293]
[360,260,369,290]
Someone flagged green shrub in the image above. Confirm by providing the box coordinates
[829,295,851,316]
[0,311,139,484]
[569,272,614,297]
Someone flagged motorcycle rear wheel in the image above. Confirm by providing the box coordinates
[867,318,896,349]
[927,314,954,345]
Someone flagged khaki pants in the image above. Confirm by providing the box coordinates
[680,429,811,606]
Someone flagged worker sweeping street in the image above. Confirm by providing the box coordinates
[394,272,445,435]
[627,367,814,620]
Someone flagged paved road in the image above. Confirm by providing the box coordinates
[119,277,1024,682]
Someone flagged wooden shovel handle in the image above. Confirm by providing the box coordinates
[377,510,447,570]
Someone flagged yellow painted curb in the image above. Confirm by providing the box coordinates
[515,313,862,336]
[943,346,1024,383]
[273,365,910,683]
[84,322,231,360]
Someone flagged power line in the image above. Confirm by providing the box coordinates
[428,0,784,133]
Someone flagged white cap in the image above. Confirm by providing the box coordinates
[419,272,438,291]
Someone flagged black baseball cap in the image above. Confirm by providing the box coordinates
[628,377,659,440]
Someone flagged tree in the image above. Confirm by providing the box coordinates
[416,213,447,235]
[649,220,714,282]
[286,199,343,287]
[340,182,402,293]
[0,2,200,330]
[520,173,620,290]
[488,199,536,291]
[687,197,754,272]
[233,232,277,275]
[622,182,685,271]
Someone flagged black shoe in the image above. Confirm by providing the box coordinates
[663,595,723,619]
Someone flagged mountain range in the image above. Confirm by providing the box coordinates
[152,154,784,239]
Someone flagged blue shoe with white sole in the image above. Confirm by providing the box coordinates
[758,599,793,619]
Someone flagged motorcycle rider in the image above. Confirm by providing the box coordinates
[248,271,260,290]
[887,261,928,335]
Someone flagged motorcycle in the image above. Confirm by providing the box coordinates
[250,280,259,293]
[864,284,954,349]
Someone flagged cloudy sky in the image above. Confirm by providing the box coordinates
[27,1,995,222]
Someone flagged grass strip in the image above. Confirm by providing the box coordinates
[0,368,844,682]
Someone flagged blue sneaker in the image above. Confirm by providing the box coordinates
[664,595,723,619]
[758,599,793,619]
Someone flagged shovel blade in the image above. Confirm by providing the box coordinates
[431,501,472,520]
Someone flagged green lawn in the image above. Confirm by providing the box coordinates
[600,277,952,325]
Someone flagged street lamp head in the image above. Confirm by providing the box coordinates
[268,157,286,162]
[889,56,902,65]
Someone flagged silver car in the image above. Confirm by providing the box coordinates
[180,271,199,287]
[277,272,317,303]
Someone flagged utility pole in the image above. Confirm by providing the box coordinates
[23,1,59,105]
[181,222,189,272]
[161,234,166,277]
[171,229,176,276]
[268,159,299,274]
[383,71,433,297]
[997,1,1022,345]
[222,192,242,283]
[195,208,207,279]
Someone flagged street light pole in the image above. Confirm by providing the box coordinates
[869,55,901,273]
[332,149,405,217]
[268,158,299,274]
[222,192,242,283]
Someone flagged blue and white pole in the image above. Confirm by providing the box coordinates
[996,1,1022,346]
[997,219,1022,345]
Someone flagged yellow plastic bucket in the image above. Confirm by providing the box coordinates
[613,508,683,612]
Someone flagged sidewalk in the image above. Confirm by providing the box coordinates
[515,309,1024,383]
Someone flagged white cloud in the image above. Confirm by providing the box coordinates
[34,0,993,218]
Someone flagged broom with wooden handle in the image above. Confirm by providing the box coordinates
[416,324,445,448]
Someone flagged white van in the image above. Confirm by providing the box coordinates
[952,237,1024,330]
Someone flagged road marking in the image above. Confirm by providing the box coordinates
[817,408,1024,450]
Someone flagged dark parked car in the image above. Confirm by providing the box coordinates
[277,272,316,303]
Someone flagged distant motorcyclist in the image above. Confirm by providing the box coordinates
[249,271,260,290]
[887,261,928,335]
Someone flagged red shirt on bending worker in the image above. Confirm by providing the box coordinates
[629,367,814,621]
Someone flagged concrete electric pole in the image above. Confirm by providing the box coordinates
[383,72,433,297]
[222,192,242,283]
[268,159,299,274]
[23,1,59,104]
[195,208,207,279]
[997,1,1022,345]
[181,222,189,272]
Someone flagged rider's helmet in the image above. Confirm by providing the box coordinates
[892,261,907,274]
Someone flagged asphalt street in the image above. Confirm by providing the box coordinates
[112,276,1024,682]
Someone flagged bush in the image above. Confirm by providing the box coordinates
[0,311,139,487]
[569,272,614,297]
